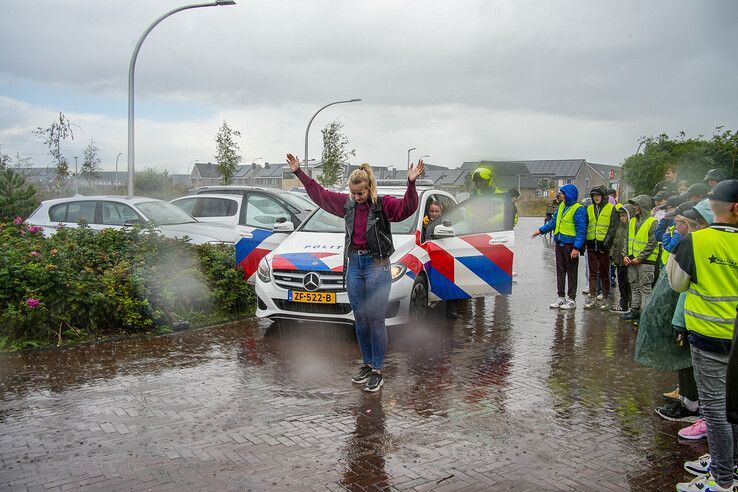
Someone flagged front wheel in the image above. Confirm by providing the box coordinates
[409,276,428,322]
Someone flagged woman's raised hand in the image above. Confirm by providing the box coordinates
[286,153,300,173]
[408,159,425,182]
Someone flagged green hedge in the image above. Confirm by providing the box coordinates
[0,219,254,351]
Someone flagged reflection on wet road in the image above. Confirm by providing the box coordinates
[0,217,705,490]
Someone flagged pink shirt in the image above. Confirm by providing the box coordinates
[295,169,418,249]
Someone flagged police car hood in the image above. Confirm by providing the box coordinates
[267,231,416,271]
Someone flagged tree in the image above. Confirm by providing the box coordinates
[80,139,102,187]
[622,129,737,194]
[214,121,242,185]
[318,121,355,188]
[0,168,38,221]
[33,112,75,182]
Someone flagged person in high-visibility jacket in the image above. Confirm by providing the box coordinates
[584,185,618,310]
[620,194,659,321]
[667,179,738,492]
[532,184,587,310]
[471,166,502,196]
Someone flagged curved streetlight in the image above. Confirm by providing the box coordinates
[127,0,236,197]
[406,147,416,169]
[304,98,361,177]
[115,152,125,189]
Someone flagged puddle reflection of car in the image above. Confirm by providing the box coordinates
[239,180,516,326]
[26,196,237,244]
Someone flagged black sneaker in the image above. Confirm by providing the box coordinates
[654,400,699,422]
[620,309,640,321]
[364,371,384,392]
[351,365,373,384]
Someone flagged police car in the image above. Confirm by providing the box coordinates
[237,180,515,326]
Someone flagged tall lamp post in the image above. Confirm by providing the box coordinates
[304,98,361,177]
[406,147,416,169]
[127,0,236,197]
[115,152,124,189]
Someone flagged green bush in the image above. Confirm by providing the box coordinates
[0,220,254,351]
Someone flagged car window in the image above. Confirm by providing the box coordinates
[244,194,291,228]
[49,203,67,222]
[101,202,141,226]
[173,198,197,215]
[300,209,345,233]
[195,197,238,217]
[135,201,197,225]
[63,201,96,224]
[279,192,315,211]
[438,194,510,236]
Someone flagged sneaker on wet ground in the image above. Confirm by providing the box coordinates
[559,298,576,310]
[609,306,629,314]
[351,365,373,384]
[655,400,699,422]
[582,288,590,295]
[620,309,641,321]
[596,293,604,301]
[676,473,736,492]
[684,454,738,480]
[584,296,596,309]
[364,371,384,392]
[679,419,707,440]
[549,297,566,308]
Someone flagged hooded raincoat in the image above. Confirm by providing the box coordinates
[539,184,587,251]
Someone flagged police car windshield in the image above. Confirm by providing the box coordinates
[299,192,419,235]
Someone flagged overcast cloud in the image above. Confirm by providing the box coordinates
[1,0,736,172]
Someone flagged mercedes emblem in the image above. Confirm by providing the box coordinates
[303,272,320,291]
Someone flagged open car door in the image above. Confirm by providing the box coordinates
[235,192,297,284]
[423,193,514,299]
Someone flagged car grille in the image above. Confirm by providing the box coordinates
[273,269,346,292]
[273,299,353,315]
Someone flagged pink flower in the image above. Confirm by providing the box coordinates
[28,225,42,234]
[26,298,40,309]
[13,216,23,225]
[30,251,40,257]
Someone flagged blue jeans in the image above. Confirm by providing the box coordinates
[346,253,391,370]
[691,345,738,486]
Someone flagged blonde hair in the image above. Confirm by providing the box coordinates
[348,163,378,204]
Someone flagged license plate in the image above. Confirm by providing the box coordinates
[289,291,336,304]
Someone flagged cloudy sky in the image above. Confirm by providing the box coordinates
[1,0,736,174]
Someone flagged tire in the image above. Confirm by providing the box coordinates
[409,275,428,322]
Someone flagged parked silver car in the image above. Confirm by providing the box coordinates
[26,195,237,244]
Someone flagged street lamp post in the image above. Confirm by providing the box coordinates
[127,0,236,197]
[115,152,124,189]
[406,147,416,169]
[74,156,78,195]
[304,98,361,177]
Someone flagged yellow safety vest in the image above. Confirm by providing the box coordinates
[615,203,623,210]
[661,225,675,266]
[554,202,582,236]
[627,216,658,262]
[684,227,738,339]
[586,203,614,241]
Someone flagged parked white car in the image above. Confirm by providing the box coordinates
[244,185,515,326]
[171,194,243,227]
[27,196,237,244]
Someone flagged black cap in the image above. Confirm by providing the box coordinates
[665,194,687,208]
[652,190,671,201]
[665,201,694,218]
[707,179,738,202]
[704,168,728,183]
[686,182,710,197]
[608,188,617,195]
[680,208,705,222]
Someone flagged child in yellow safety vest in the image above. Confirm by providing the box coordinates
[584,185,619,310]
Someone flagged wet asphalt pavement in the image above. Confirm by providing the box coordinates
[0,217,707,491]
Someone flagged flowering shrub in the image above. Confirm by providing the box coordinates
[0,220,255,351]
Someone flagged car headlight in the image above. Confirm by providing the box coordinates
[390,263,407,281]
[257,258,271,283]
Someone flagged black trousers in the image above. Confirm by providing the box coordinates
[615,265,631,310]
[555,243,579,300]
[727,309,738,424]
[678,366,699,403]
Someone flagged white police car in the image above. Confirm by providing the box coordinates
[238,181,515,326]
